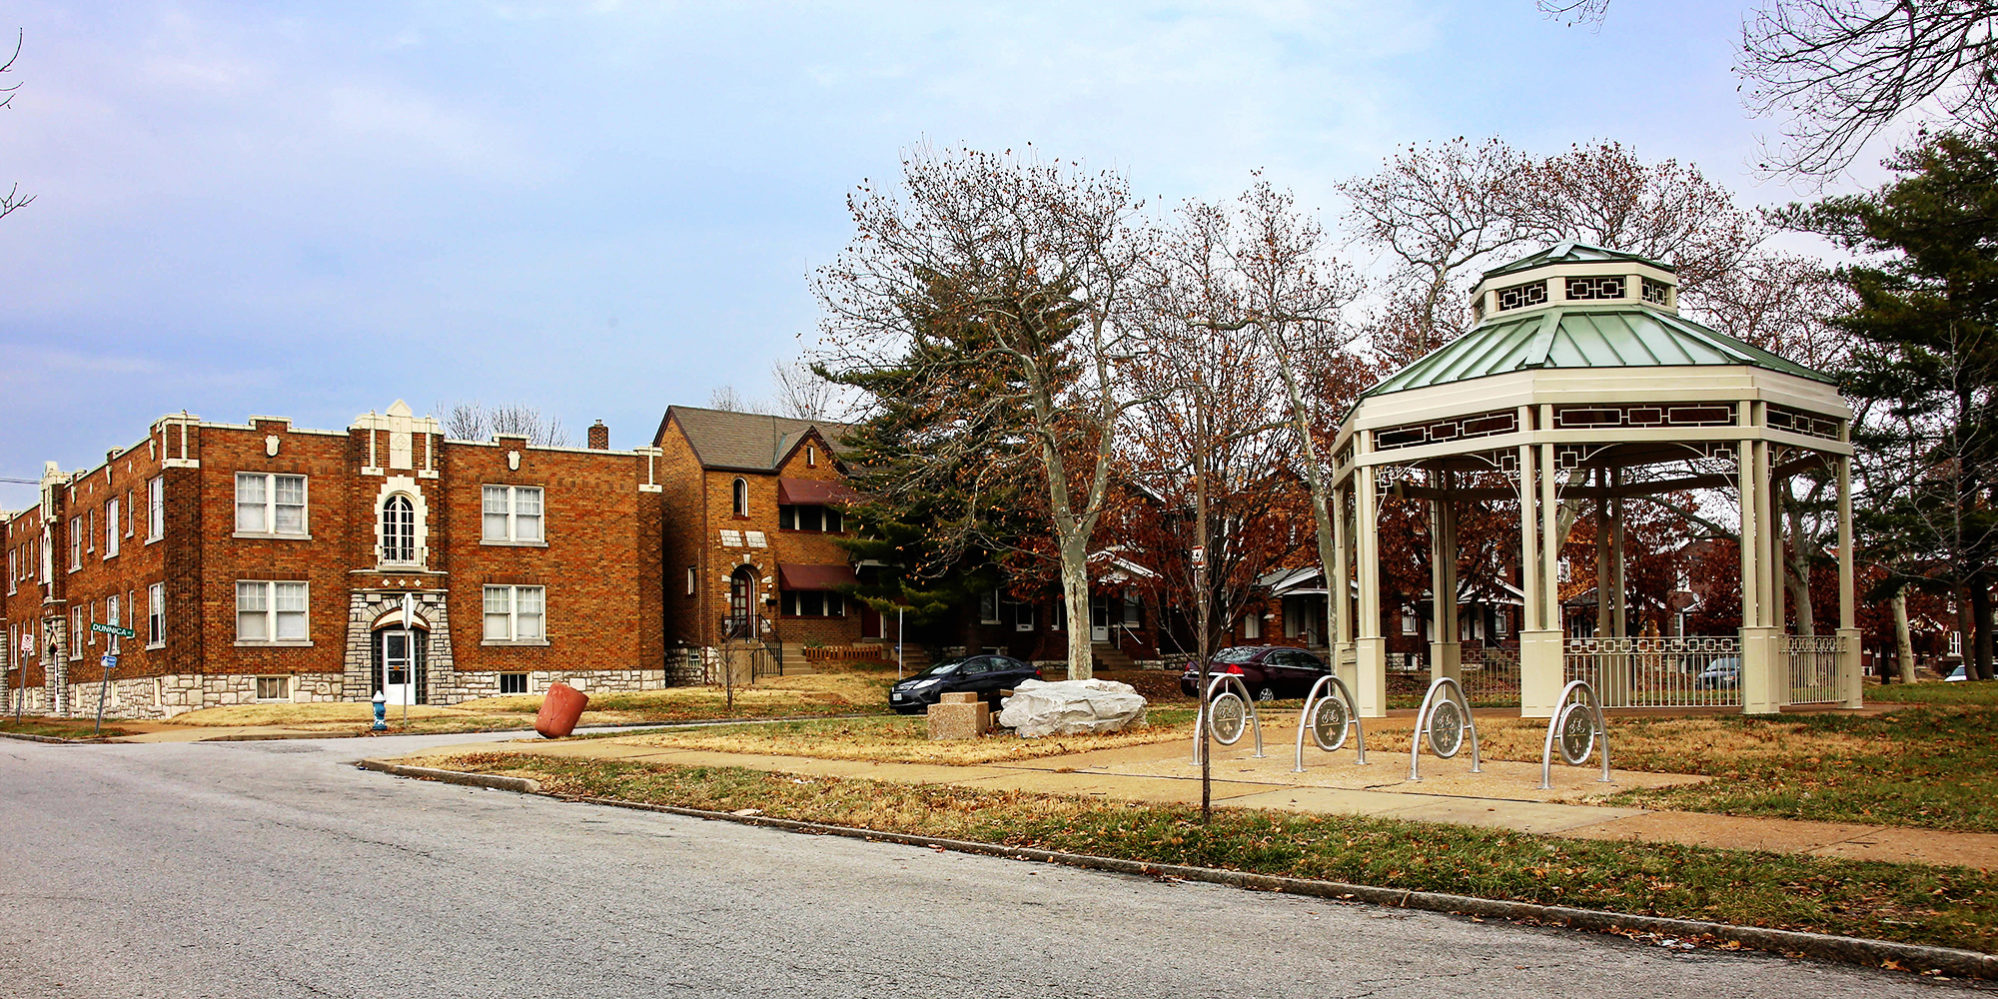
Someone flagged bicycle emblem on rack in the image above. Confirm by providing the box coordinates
[1293,674,1365,771]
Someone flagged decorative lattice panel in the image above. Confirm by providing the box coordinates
[1641,277,1671,306]
[1495,281,1547,312]
[1553,404,1736,430]
[1766,404,1840,441]
[1375,409,1519,451]
[1565,275,1626,301]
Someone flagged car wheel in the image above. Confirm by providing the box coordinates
[1254,684,1276,703]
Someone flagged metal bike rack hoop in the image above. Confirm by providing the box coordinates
[1293,674,1366,772]
[1409,676,1482,782]
[1190,673,1264,764]
[1539,679,1613,789]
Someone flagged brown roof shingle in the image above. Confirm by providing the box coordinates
[656,406,850,472]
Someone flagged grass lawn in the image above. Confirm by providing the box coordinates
[156,669,898,735]
[418,751,1998,955]
[0,717,133,740]
[611,708,1199,764]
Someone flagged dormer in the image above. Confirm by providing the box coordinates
[1469,241,1679,324]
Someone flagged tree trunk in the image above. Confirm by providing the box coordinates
[1062,538,1094,681]
[1891,586,1916,684]
[1972,578,1995,681]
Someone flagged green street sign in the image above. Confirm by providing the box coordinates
[90,622,135,639]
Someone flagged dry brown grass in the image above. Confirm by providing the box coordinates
[610,710,1198,764]
[168,703,462,727]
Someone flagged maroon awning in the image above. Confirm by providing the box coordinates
[777,477,861,506]
[778,563,860,591]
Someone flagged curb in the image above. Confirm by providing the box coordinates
[0,731,112,745]
[357,760,541,794]
[363,762,1995,980]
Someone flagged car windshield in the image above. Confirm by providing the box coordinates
[912,661,961,679]
[1211,647,1261,664]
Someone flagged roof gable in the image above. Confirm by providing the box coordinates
[656,405,852,472]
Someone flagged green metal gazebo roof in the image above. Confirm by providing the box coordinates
[1362,303,1836,399]
[1479,240,1675,280]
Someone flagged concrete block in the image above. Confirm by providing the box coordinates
[927,699,988,740]
[939,692,979,704]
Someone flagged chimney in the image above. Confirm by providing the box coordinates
[587,420,610,450]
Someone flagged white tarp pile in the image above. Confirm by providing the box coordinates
[997,679,1148,738]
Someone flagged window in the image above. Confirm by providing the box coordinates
[481,485,544,543]
[69,516,81,570]
[806,445,817,468]
[235,473,307,535]
[1052,600,1065,632]
[107,594,120,634]
[483,585,546,642]
[1494,613,1509,637]
[147,477,164,540]
[779,505,843,532]
[87,509,94,552]
[497,672,529,695]
[781,591,845,617]
[1243,613,1262,640]
[381,495,416,563]
[104,499,119,558]
[236,580,309,643]
[70,606,82,659]
[256,676,289,701]
[148,583,165,647]
[124,489,133,538]
[1123,593,1142,628]
[686,566,697,597]
[731,478,749,517]
[1402,609,1418,636]
[6,547,13,595]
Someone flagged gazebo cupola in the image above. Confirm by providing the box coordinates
[1326,242,1860,720]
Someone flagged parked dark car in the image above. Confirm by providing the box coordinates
[889,654,1042,714]
[1179,645,1332,701]
[1695,657,1741,689]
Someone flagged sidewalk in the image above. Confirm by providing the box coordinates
[387,730,1998,871]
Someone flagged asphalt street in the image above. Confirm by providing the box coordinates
[0,733,1982,998]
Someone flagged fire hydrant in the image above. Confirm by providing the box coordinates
[371,692,388,732]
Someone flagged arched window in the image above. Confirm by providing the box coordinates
[732,478,749,517]
[382,495,415,564]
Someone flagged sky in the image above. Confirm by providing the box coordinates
[0,1,1903,510]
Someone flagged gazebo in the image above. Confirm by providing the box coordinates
[1327,243,1861,718]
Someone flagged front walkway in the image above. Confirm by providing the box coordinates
[388,729,1998,871]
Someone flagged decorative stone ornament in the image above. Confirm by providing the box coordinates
[507,450,520,471]
[265,435,280,457]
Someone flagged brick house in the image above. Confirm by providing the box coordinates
[1,402,670,718]
[654,406,865,672]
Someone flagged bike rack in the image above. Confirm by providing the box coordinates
[1539,679,1613,789]
[1293,674,1366,771]
[1189,673,1264,764]
[1409,676,1481,782]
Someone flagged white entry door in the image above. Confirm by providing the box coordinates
[1090,597,1110,643]
[379,631,416,706]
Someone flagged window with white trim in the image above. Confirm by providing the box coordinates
[6,547,13,595]
[235,473,307,535]
[69,516,81,570]
[103,499,119,558]
[781,591,845,617]
[124,489,133,538]
[731,478,749,517]
[1012,601,1035,632]
[148,582,165,647]
[87,509,95,553]
[979,589,1000,625]
[381,495,417,564]
[147,476,164,541]
[256,676,289,701]
[1401,609,1418,635]
[1243,613,1262,640]
[686,566,697,597]
[483,585,545,642]
[481,486,544,543]
[236,580,309,643]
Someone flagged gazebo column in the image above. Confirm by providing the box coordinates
[1739,410,1785,715]
[1611,471,1627,639]
[1519,412,1562,719]
[1837,452,1864,706]
[1332,481,1355,699]
[1428,471,1460,684]
[1352,438,1386,718]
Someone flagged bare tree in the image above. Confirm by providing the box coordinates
[1,30,32,223]
[440,401,572,446]
[771,361,841,420]
[1741,0,1998,177]
[814,145,1150,680]
[705,385,763,414]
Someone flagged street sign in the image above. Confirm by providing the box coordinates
[91,622,135,639]
[101,654,118,670]
[1190,545,1206,569]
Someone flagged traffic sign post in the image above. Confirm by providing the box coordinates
[89,621,131,736]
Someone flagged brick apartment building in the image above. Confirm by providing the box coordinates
[0,401,668,718]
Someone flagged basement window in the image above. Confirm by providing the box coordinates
[255,676,290,701]
[499,673,529,695]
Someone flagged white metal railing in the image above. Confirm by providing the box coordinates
[1458,645,1520,706]
[1786,635,1841,704]
[1563,636,1743,709]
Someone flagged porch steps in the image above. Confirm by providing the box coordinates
[1091,643,1136,672]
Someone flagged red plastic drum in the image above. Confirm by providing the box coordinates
[534,682,589,738]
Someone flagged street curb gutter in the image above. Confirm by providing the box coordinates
[364,761,1996,980]
[358,760,541,794]
[0,731,109,745]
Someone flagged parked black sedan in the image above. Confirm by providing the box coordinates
[889,654,1043,714]
[1179,645,1332,701]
